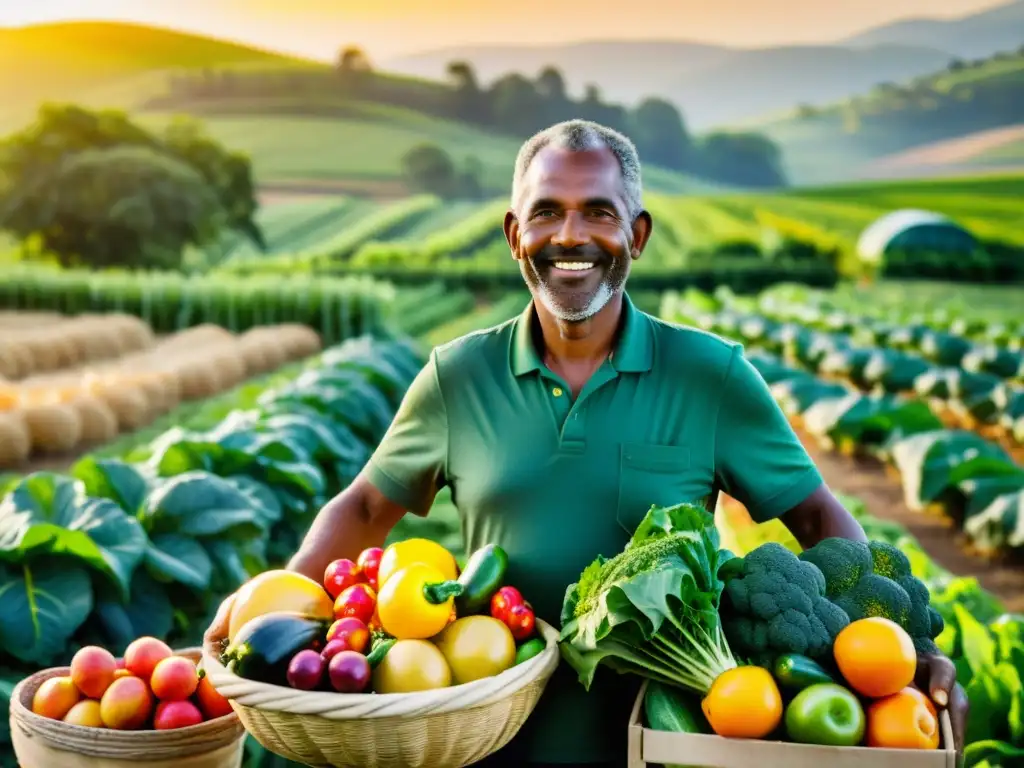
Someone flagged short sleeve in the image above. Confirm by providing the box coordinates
[364,350,448,516]
[714,345,823,523]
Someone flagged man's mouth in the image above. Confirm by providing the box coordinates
[551,260,596,273]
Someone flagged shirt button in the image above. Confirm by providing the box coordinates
[552,387,563,397]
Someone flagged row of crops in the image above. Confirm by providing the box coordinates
[660,286,1024,556]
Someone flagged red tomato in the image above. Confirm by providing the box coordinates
[356,547,384,590]
[324,559,364,600]
[490,586,524,623]
[334,583,376,625]
[505,603,535,641]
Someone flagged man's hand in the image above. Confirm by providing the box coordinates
[203,592,237,647]
[916,651,968,763]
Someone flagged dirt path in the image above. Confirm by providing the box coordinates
[795,428,1024,612]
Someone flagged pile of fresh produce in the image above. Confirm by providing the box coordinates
[30,637,233,731]
[218,538,544,696]
[559,501,949,751]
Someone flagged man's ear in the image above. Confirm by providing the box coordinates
[504,209,521,261]
[630,209,654,259]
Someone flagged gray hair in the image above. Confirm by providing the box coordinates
[510,119,644,220]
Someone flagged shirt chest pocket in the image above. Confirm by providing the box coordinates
[615,442,709,535]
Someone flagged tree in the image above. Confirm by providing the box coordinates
[695,132,787,188]
[0,145,224,269]
[401,143,459,198]
[446,61,487,123]
[337,46,372,72]
[489,74,545,134]
[628,98,692,171]
[0,104,263,267]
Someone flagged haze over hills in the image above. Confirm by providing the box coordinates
[840,0,1024,59]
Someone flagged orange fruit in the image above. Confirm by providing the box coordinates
[701,666,783,739]
[866,687,940,750]
[833,617,916,698]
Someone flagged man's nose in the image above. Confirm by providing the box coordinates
[550,211,589,249]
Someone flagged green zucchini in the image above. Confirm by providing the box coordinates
[773,653,836,692]
[643,681,709,768]
[222,612,329,686]
[366,636,396,669]
[454,544,508,614]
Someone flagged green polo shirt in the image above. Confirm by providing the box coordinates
[365,293,823,764]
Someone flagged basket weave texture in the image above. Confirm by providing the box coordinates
[9,647,246,768]
[201,618,562,767]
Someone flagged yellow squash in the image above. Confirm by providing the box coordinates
[228,570,334,641]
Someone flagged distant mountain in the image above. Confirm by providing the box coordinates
[383,40,953,129]
[841,0,1024,60]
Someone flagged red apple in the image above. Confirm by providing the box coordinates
[356,547,384,590]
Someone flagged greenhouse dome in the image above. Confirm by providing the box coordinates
[856,209,978,265]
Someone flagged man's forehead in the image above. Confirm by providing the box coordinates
[521,145,625,199]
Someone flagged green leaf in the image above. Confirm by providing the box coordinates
[139,471,266,540]
[145,534,213,592]
[0,473,146,600]
[91,569,174,652]
[963,491,1024,552]
[954,604,997,677]
[71,456,153,513]
[0,558,93,665]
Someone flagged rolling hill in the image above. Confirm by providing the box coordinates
[0,21,713,195]
[0,21,318,130]
[841,0,1024,60]
[741,47,1024,185]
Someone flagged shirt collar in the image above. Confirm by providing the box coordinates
[510,292,653,377]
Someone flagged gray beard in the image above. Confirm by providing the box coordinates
[520,255,628,324]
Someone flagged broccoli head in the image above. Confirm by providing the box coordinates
[718,543,850,666]
[798,538,945,655]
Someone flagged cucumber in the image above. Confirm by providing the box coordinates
[643,681,709,768]
[773,653,836,692]
[514,638,545,665]
[453,544,508,615]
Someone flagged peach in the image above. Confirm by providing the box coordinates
[100,676,153,730]
[113,669,134,681]
[195,673,233,720]
[70,645,117,699]
[153,700,203,730]
[63,699,104,728]
[31,676,81,720]
[149,656,198,701]
[123,637,172,682]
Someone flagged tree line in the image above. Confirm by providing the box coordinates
[154,47,786,189]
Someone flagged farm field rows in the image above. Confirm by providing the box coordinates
[660,286,1024,558]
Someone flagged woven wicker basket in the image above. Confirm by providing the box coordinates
[9,647,247,768]
[201,618,562,768]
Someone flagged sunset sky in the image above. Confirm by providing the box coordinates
[0,0,1012,59]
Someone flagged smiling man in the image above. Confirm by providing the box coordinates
[206,119,967,767]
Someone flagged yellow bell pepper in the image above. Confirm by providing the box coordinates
[377,538,458,587]
[377,563,463,639]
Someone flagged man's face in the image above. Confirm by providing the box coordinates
[505,145,647,323]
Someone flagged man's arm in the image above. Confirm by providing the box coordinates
[204,350,449,643]
[286,472,415,582]
[778,484,867,549]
